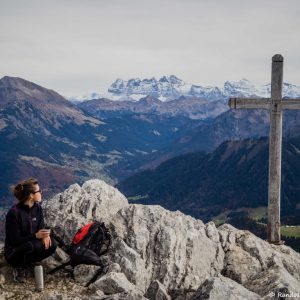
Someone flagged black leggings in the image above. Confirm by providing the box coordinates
[5,238,57,267]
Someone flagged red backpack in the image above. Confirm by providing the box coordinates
[69,221,111,266]
[72,222,94,245]
[48,221,111,286]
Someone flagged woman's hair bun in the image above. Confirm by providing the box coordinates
[11,178,38,203]
[16,184,23,191]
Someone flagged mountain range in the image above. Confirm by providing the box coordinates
[70,76,300,102]
[77,95,227,120]
[2,75,300,211]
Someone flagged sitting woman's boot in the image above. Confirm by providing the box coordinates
[12,267,27,283]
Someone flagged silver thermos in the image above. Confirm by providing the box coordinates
[34,265,44,292]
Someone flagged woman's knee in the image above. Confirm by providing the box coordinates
[32,238,56,253]
[31,239,44,252]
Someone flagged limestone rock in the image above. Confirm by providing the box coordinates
[244,265,300,298]
[218,224,300,286]
[73,264,102,286]
[88,290,106,300]
[110,205,224,292]
[42,179,129,245]
[145,280,171,300]
[107,263,122,273]
[95,290,148,300]
[108,237,147,291]
[222,244,262,283]
[90,272,137,294]
[191,276,261,300]
[39,291,88,300]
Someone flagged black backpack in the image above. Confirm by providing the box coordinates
[69,221,111,267]
[48,221,111,286]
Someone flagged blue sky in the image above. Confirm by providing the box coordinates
[0,0,299,96]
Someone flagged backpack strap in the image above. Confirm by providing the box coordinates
[47,261,71,275]
[90,222,111,256]
[51,230,70,254]
[85,262,105,287]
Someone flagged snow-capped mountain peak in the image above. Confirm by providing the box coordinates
[68,76,300,103]
[223,79,259,97]
[106,75,187,101]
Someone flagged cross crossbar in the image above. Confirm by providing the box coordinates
[229,98,300,110]
[229,98,270,109]
[281,99,300,109]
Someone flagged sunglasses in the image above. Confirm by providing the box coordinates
[32,189,42,194]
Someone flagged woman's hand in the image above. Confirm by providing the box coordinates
[42,236,52,250]
[35,229,50,239]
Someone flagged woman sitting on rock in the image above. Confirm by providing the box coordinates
[4,178,57,282]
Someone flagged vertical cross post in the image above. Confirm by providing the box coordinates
[268,54,284,244]
[229,55,300,244]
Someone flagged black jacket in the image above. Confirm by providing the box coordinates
[5,202,44,251]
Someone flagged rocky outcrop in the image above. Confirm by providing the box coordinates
[109,205,224,293]
[1,179,300,299]
[42,179,129,244]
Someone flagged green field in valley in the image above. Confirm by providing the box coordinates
[281,226,300,238]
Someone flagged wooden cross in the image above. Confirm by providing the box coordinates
[228,54,300,244]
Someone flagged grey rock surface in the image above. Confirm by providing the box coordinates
[145,280,171,300]
[110,205,224,292]
[90,272,137,295]
[88,290,106,300]
[93,290,148,300]
[191,275,261,300]
[218,223,300,296]
[245,265,300,299]
[73,264,102,286]
[42,179,129,245]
